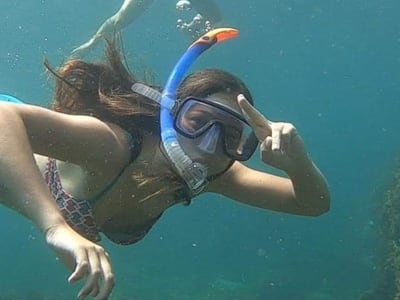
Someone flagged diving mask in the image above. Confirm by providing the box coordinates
[174,97,258,161]
[131,84,258,161]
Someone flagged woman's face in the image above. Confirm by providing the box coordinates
[176,92,240,175]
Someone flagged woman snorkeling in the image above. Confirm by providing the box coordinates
[0,29,330,299]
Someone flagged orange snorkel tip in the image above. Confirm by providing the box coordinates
[189,27,240,48]
[213,28,239,43]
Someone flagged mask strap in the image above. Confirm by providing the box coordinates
[131,83,162,105]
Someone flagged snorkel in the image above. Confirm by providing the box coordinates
[160,28,239,196]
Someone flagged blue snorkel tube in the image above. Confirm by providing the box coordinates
[160,28,239,196]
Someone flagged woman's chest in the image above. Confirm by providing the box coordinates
[89,160,181,228]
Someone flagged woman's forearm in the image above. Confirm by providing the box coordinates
[287,157,330,216]
[0,104,65,232]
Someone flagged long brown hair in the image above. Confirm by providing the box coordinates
[45,39,160,140]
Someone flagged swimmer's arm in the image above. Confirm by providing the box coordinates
[191,0,222,23]
[0,103,68,231]
[208,160,330,217]
[0,102,115,298]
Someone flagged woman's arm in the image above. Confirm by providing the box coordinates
[0,103,68,231]
[5,103,129,169]
[210,159,329,217]
[0,102,122,299]
[208,94,330,217]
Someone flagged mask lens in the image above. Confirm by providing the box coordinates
[224,125,258,160]
[175,99,217,137]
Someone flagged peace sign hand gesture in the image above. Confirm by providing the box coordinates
[237,94,309,173]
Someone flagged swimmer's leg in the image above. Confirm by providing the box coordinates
[71,0,154,57]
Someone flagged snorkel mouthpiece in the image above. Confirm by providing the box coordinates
[160,28,239,196]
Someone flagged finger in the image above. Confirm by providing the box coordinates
[280,131,290,152]
[260,137,274,162]
[78,250,102,299]
[237,94,272,141]
[68,250,89,284]
[260,136,272,154]
[271,127,281,151]
[281,125,295,152]
[95,252,115,300]
[90,285,100,298]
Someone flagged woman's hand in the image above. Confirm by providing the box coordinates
[237,94,309,172]
[45,223,114,300]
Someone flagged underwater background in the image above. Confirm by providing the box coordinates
[0,0,399,299]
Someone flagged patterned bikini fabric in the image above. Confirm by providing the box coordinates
[44,158,101,242]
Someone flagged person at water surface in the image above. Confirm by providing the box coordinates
[71,0,222,57]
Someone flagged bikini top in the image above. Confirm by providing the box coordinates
[44,130,232,245]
